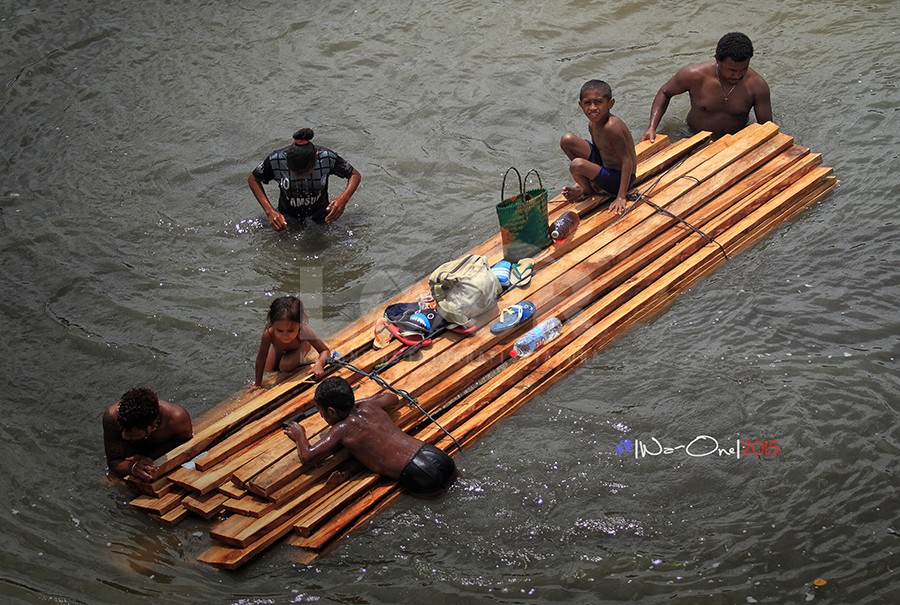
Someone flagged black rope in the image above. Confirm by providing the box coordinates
[631,192,729,260]
[611,157,729,260]
[326,353,463,453]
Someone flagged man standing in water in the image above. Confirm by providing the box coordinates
[102,387,192,481]
[641,32,772,141]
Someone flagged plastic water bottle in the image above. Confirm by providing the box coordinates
[549,211,580,243]
[509,317,563,358]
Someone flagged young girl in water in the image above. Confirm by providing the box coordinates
[252,296,331,389]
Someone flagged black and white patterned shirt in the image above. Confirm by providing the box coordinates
[252,146,355,215]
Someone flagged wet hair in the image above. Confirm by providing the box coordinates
[314,376,355,417]
[580,79,612,100]
[118,387,160,430]
[285,127,316,174]
[266,295,307,326]
[716,32,754,63]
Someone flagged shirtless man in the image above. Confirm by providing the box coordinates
[102,387,193,481]
[285,377,457,499]
[641,32,772,141]
[560,79,637,215]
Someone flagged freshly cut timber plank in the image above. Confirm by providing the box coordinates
[289,481,395,550]
[125,475,173,498]
[152,371,318,477]
[182,492,230,519]
[198,507,312,570]
[217,482,246,499]
[266,454,358,506]
[633,132,712,185]
[230,441,296,489]
[168,431,283,495]
[210,469,355,548]
[155,505,190,526]
[194,390,316,472]
[222,496,273,518]
[291,473,380,538]
[208,509,258,540]
[247,443,349,500]
[129,491,182,516]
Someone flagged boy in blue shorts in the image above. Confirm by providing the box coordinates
[560,79,637,215]
[285,377,457,499]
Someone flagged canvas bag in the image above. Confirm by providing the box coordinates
[428,253,502,328]
[495,167,551,262]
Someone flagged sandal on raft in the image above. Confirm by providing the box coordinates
[490,301,536,334]
[509,258,534,288]
[491,260,512,287]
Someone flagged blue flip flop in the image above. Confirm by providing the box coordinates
[490,300,536,334]
[491,260,512,287]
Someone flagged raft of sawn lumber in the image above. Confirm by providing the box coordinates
[125,122,836,569]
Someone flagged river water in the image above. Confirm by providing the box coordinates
[1,1,897,603]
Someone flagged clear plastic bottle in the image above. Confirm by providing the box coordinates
[549,211,580,243]
[509,317,563,358]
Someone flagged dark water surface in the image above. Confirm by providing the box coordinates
[1,1,898,603]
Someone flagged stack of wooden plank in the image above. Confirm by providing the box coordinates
[126,123,836,569]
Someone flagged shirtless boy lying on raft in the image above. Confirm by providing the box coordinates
[560,79,637,215]
[284,376,458,499]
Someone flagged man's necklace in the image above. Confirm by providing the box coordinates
[717,64,738,103]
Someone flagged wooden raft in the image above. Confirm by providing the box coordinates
[126,123,836,569]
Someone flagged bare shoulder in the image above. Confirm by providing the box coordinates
[362,392,400,411]
[298,322,317,338]
[160,400,192,431]
[608,115,633,135]
[102,402,119,428]
[746,68,771,94]
[669,61,711,87]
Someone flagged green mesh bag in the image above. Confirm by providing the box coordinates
[495,168,550,262]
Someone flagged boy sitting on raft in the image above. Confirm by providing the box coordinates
[284,376,458,499]
[560,79,637,215]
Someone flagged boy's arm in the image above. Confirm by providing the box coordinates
[642,67,693,142]
[610,153,634,215]
[285,421,343,465]
[608,122,636,214]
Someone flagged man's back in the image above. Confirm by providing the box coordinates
[334,396,423,479]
